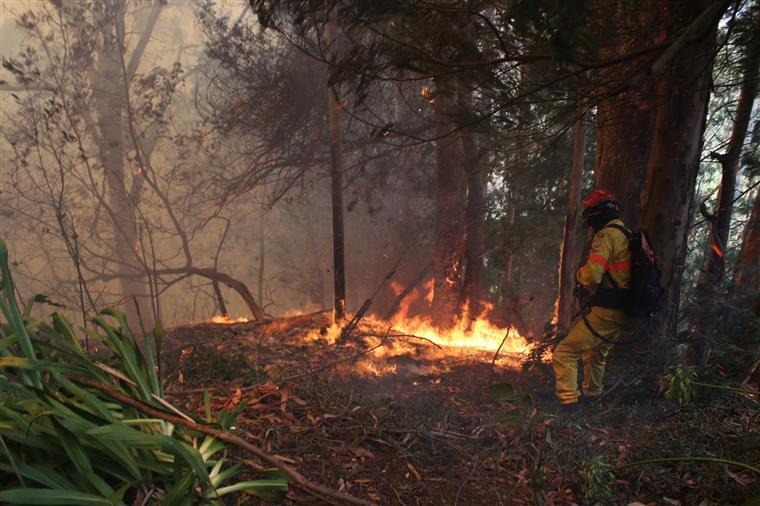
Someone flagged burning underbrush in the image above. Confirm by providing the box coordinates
[201,304,536,383]
[163,311,759,504]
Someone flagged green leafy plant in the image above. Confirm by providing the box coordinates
[0,239,288,505]
[579,456,614,500]
[664,364,697,405]
[662,364,758,406]
[581,455,760,500]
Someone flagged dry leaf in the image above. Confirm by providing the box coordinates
[407,463,422,481]
[350,447,375,459]
[726,469,756,486]
[224,387,242,410]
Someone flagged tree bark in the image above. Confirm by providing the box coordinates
[212,280,228,318]
[461,104,485,321]
[731,187,760,298]
[639,0,720,338]
[258,215,266,309]
[431,78,467,329]
[325,9,347,322]
[502,192,516,305]
[592,1,660,227]
[696,7,760,292]
[555,113,587,331]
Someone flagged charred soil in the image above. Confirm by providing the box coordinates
[162,314,759,505]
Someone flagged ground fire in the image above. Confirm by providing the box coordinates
[1,1,758,504]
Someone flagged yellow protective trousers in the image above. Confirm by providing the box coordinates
[552,306,627,405]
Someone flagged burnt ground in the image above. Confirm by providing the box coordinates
[162,313,759,505]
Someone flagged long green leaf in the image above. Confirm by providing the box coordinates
[162,470,196,506]
[0,488,112,505]
[0,461,77,490]
[0,240,41,388]
[90,316,152,401]
[52,418,114,497]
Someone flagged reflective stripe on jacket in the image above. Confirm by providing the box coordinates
[577,219,631,291]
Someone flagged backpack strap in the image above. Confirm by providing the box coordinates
[604,223,632,238]
[598,223,631,290]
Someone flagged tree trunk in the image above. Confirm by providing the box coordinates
[93,1,154,331]
[639,1,719,338]
[502,192,516,304]
[212,280,228,318]
[431,79,467,329]
[731,187,760,298]
[593,3,659,227]
[696,7,760,292]
[187,267,264,320]
[258,215,266,309]
[325,9,347,322]
[461,109,485,321]
[555,113,587,331]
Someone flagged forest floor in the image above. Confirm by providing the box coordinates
[163,313,759,505]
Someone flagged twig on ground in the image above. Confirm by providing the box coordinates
[71,376,376,506]
[594,376,625,405]
[454,459,481,506]
[360,331,443,349]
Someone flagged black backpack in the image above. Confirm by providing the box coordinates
[605,224,663,317]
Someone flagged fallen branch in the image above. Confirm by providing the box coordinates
[611,456,760,476]
[71,376,375,506]
[593,376,625,405]
[361,331,443,349]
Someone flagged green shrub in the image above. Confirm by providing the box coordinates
[0,239,288,505]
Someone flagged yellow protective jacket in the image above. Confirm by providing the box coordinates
[577,219,631,292]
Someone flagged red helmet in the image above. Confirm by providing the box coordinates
[582,189,618,210]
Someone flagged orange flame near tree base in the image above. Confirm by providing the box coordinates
[305,301,534,378]
[210,315,250,324]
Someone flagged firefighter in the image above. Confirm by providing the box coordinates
[552,189,631,412]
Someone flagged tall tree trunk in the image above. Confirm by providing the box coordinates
[639,1,720,338]
[502,191,516,305]
[731,187,760,299]
[325,9,347,322]
[93,1,154,330]
[594,94,657,227]
[212,280,228,318]
[431,79,467,329]
[461,109,485,321]
[258,215,266,309]
[502,70,531,320]
[555,113,587,331]
[593,2,659,227]
[696,7,760,292]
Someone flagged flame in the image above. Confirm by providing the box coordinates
[210,315,250,324]
[384,301,529,354]
[300,301,533,378]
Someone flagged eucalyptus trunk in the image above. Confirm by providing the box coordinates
[431,79,467,329]
[93,1,154,330]
[555,113,587,331]
[639,0,720,338]
[462,108,485,321]
[325,9,347,322]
